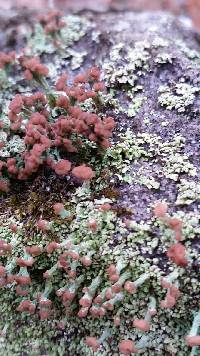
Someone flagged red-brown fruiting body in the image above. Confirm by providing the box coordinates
[38,10,65,35]
[90,306,100,318]
[1,65,115,189]
[167,243,188,267]
[133,319,150,332]
[53,203,65,215]
[21,56,49,79]
[93,82,105,92]
[0,265,6,277]
[56,95,69,110]
[77,307,89,318]
[167,217,183,241]
[0,179,10,192]
[103,301,114,311]
[16,285,29,296]
[149,308,157,316]
[24,70,33,80]
[17,299,36,314]
[170,285,181,300]
[43,271,51,279]
[39,299,52,307]
[73,74,87,85]
[124,281,137,294]
[107,264,116,275]
[9,223,18,232]
[185,335,200,347]
[161,278,171,289]
[112,283,122,293]
[98,307,106,317]
[160,292,176,309]
[114,316,121,326]
[9,94,23,114]
[119,340,138,355]
[79,296,92,308]
[63,290,75,302]
[54,160,71,176]
[99,203,111,211]
[16,299,31,311]
[72,165,95,180]
[167,217,183,231]
[16,276,31,285]
[6,274,16,284]
[109,273,120,282]
[154,201,168,218]
[88,219,98,231]
[80,256,92,267]
[68,251,79,261]
[87,67,101,81]
[46,241,60,254]
[94,295,103,304]
[0,240,12,254]
[39,310,51,320]
[16,257,34,267]
[25,246,42,256]
[105,288,114,300]
[37,219,50,232]
[0,51,15,68]
[67,269,77,279]
[85,337,100,352]
[55,73,67,91]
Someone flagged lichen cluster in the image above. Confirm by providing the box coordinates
[0,9,200,356]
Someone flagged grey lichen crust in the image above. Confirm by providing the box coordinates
[0,9,200,356]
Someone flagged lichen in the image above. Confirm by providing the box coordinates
[0,9,200,356]
[176,179,200,205]
[103,41,150,87]
[158,82,199,112]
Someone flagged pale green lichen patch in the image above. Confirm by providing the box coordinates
[69,49,87,70]
[99,130,196,188]
[158,82,199,112]
[175,39,200,61]
[0,9,200,356]
[0,180,200,355]
[102,41,150,87]
[98,129,149,184]
[126,95,146,118]
[151,37,169,48]
[0,136,26,158]
[162,152,197,181]
[154,52,174,64]
[27,23,55,55]
[0,69,12,89]
[137,174,160,190]
[176,179,200,205]
[27,15,91,55]
[60,15,91,47]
